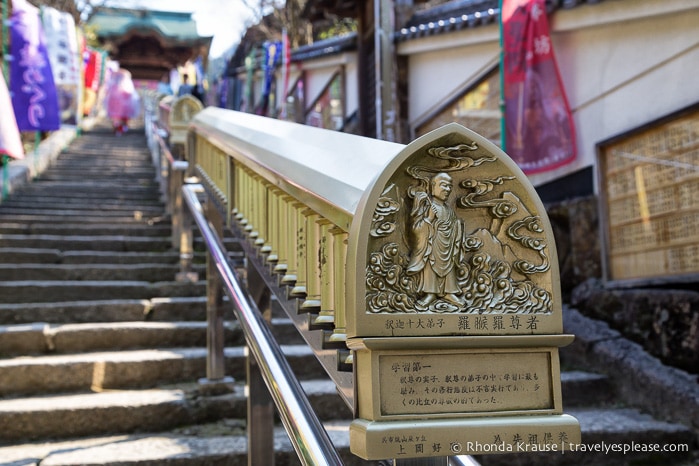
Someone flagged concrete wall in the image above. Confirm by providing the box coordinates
[277,51,359,124]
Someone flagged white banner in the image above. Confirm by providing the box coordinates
[41,6,80,85]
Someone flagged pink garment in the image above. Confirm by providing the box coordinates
[105,69,140,121]
[0,72,24,160]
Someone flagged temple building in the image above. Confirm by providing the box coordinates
[85,7,212,82]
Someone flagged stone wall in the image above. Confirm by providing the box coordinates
[571,279,699,374]
[546,195,602,299]
[546,195,699,374]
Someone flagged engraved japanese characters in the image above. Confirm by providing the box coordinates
[366,135,553,316]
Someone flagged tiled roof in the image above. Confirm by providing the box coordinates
[228,0,609,69]
[396,0,608,41]
[87,7,210,42]
[291,33,357,62]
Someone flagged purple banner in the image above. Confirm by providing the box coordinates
[10,0,61,132]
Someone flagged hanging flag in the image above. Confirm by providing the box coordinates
[41,6,81,124]
[41,6,79,86]
[258,41,281,116]
[82,48,103,117]
[9,0,61,132]
[280,29,291,119]
[501,0,576,174]
[83,48,100,91]
[0,72,25,160]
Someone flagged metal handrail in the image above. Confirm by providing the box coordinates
[181,183,344,466]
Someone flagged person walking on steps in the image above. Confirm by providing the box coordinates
[105,68,141,136]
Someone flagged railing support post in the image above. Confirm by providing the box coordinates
[199,195,234,393]
[176,179,198,283]
[246,262,275,466]
[169,161,189,250]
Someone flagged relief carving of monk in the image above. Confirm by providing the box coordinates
[406,172,466,308]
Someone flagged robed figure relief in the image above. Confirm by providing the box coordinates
[366,139,553,315]
[406,173,465,307]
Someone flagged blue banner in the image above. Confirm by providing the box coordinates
[9,0,61,131]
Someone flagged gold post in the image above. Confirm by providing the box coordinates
[274,195,292,275]
[312,219,335,329]
[282,202,304,286]
[300,212,322,312]
[329,227,348,344]
[254,178,267,247]
[248,174,261,242]
[291,207,313,298]
[234,163,244,221]
[266,188,282,264]
[242,169,253,231]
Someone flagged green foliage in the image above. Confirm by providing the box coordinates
[316,17,357,41]
[82,23,100,48]
[30,0,80,22]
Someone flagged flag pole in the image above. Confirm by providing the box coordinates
[498,0,506,152]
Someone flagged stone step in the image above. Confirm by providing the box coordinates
[0,222,172,237]
[0,280,206,303]
[49,157,154,167]
[38,163,156,172]
[0,205,165,219]
[0,345,327,397]
[560,371,615,408]
[0,420,364,466]
[0,213,165,224]
[0,248,186,265]
[10,182,161,198]
[0,318,304,356]
[0,234,172,252]
[476,408,696,466]
[0,407,693,466]
[0,385,246,444]
[0,235,238,253]
[0,321,215,356]
[34,171,156,181]
[51,157,152,166]
[0,290,284,324]
[0,297,208,325]
[0,263,205,281]
[0,197,163,209]
[0,207,163,222]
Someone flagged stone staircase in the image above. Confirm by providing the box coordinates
[0,124,695,466]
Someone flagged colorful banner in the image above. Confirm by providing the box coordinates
[82,47,105,117]
[258,41,281,115]
[41,6,79,85]
[501,0,576,174]
[9,0,61,131]
[263,41,281,96]
[0,71,24,160]
[83,48,102,91]
[42,6,80,124]
[280,29,291,119]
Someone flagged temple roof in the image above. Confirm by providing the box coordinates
[87,7,212,80]
[87,7,207,43]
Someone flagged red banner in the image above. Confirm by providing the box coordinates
[502,0,576,174]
